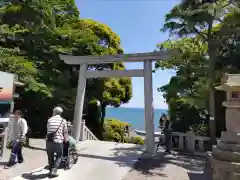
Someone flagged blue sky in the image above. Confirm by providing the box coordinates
[77,0,179,109]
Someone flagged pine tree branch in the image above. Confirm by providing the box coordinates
[193,27,208,40]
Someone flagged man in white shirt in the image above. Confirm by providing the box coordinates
[5,110,28,168]
[46,107,68,177]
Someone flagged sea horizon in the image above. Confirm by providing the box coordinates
[106,107,168,131]
[107,106,168,110]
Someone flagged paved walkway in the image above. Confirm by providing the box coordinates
[0,140,206,180]
[0,139,47,180]
[5,140,144,180]
[123,150,206,180]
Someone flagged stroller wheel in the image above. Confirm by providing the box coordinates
[74,157,78,164]
[66,163,73,170]
[66,155,74,170]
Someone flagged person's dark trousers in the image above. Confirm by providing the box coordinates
[7,142,23,166]
[46,141,63,176]
[17,143,24,163]
[164,130,172,152]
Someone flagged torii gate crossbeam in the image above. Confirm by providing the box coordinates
[59,51,172,155]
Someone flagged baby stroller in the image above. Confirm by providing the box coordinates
[61,140,78,169]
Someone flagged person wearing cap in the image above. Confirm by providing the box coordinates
[46,107,68,177]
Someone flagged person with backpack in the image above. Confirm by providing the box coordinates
[5,110,28,168]
[46,107,68,177]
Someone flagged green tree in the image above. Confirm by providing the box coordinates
[156,38,209,134]
[73,19,132,137]
[0,0,81,135]
[161,0,238,143]
[0,1,132,137]
[86,63,132,138]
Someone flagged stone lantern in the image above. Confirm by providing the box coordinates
[210,74,240,180]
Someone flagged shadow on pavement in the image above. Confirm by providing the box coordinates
[132,157,168,177]
[21,166,49,180]
[21,172,49,180]
[77,144,205,179]
[188,172,204,180]
[122,148,206,180]
[165,155,205,172]
[0,161,8,166]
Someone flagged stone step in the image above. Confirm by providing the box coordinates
[212,146,240,163]
[210,155,240,174]
[218,140,240,152]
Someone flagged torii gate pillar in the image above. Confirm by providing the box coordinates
[72,63,87,140]
[143,60,155,154]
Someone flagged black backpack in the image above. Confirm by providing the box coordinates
[26,125,32,137]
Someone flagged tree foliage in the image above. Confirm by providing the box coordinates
[156,38,210,133]
[156,0,240,135]
[0,0,132,137]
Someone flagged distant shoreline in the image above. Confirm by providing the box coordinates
[128,128,161,142]
[107,106,168,110]
[129,127,144,138]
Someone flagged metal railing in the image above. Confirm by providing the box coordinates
[69,120,99,141]
[83,125,99,141]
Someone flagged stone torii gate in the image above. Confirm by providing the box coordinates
[59,51,171,154]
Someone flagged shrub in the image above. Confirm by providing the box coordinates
[189,123,209,136]
[104,118,144,145]
[104,118,130,142]
[125,136,144,145]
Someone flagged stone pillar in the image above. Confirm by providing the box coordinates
[179,135,184,150]
[143,60,155,154]
[186,131,195,153]
[72,64,87,141]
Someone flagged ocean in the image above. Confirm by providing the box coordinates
[106,107,167,131]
